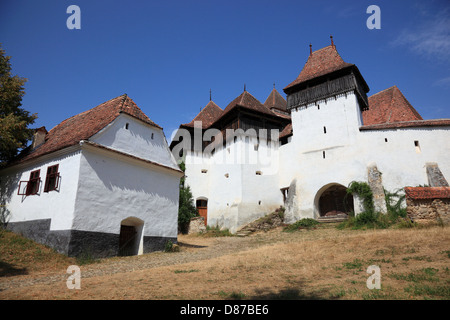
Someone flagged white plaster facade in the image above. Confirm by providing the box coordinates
[1,102,183,257]
[180,90,450,233]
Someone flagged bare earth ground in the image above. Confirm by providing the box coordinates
[0,224,449,300]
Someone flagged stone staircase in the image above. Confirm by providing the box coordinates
[235,210,284,237]
[316,213,349,223]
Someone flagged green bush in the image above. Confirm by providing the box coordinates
[284,218,319,232]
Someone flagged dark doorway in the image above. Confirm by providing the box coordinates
[118,225,137,256]
[318,184,354,217]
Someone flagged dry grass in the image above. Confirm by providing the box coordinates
[1,224,449,300]
[0,229,76,278]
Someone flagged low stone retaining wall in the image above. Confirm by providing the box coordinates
[404,187,450,225]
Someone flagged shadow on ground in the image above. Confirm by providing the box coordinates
[0,260,28,277]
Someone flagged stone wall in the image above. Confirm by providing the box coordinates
[404,187,450,225]
[188,217,206,234]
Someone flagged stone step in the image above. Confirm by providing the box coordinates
[317,216,348,223]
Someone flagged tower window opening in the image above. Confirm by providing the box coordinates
[414,140,421,153]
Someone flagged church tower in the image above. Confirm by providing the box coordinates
[283,38,370,152]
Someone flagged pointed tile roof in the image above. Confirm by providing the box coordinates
[222,90,274,117]
[182,100,223,129]
[284,45,354,91]
[14,94,161,164]
[363,86,423,125]
[264,88,288,111]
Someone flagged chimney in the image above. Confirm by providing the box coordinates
[32,126,47,149]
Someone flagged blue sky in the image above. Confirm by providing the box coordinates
[1,0,449,141]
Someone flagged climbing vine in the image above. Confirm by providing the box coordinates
[346,181,375,213]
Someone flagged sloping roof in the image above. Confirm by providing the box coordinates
[222,90,275,117]
[404,187,450,200]
[14,94,161,164]
[279,123,293,139]
[360,119,450,131]
[363,86,423,125]
[284,45,354,91]
[263,88,288,111]
[182,100,223,129]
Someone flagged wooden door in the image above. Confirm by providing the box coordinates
[196,199,208,226]
[119,225,137,256]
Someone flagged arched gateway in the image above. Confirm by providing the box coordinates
[118,217,144,256]
[314,183,354,218]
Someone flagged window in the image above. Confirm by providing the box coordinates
[201,169,208,173]
[414,140,421,153]
[19,170,41,196]
[44,165,60,192]
[323,126,327,134]
[151,133,154,139]
[323,151,326,159]
[385,138,388,142]
[125,123,129,130]
[255,171,262,175]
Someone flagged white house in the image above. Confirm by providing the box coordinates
[0,94,183,257]
[171,40,450,233]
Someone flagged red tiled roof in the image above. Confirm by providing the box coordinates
[182,100,223,129]
[284,45,354,91]
[222,90,275,117]
[363,86,423,125]
[360,119,450,131]
[404,187,450,200]
[264,88,287,111]
[15,94,161,164]
[279,123,293,139]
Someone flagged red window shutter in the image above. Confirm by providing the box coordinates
[44,164,59,192]
[25,170,40,195]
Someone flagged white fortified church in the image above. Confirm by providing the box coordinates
[171,39,450,233]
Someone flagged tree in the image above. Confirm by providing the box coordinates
[0,44,37,165]
[177,161,198,233]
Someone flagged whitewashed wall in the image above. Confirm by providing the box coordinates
[184,133,283,233]
[280,91,450,220]
[73,147,181,240]
[0,149,81,230]
[91,114,180,171]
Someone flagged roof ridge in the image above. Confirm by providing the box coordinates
[369,85,397,97]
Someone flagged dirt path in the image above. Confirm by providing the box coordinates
[2,225,448,300]
[0,226,343,293]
